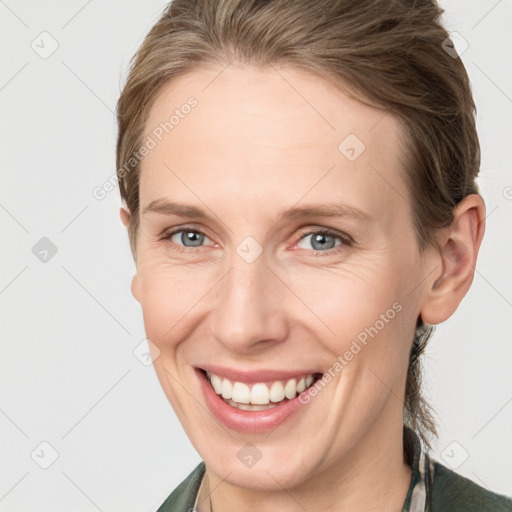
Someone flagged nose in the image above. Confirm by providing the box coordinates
[209,251,289,354]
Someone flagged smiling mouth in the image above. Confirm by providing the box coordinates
[200,369,323,411]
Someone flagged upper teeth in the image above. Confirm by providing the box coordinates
[208,372,315,405]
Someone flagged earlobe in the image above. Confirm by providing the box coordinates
[420,194,486,325]
[131,274,142,303]
[120,206,131,227]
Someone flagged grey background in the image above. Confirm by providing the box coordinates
[1,0,511,510]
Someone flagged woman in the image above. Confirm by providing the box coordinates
[116,0,512,510]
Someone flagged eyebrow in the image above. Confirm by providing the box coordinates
[142,198,371,222]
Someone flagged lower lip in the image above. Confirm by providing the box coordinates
[196,368,312,433]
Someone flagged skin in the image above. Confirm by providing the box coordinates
[120,64,485,512]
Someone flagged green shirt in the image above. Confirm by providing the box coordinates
[156,429,512,511]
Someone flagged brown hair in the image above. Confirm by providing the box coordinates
[116,0,481,449]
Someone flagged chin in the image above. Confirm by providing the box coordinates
[200,441,321,491]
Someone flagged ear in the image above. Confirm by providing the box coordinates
[119,206,142,303]
[420,194,486,325]
[120,206,130,227]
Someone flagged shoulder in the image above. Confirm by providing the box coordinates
[430,460,512,511]
[155,462,206,512]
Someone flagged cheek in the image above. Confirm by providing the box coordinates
[137,263,212,348]
[289,261,405,349]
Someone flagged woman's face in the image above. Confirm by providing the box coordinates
[131,64,431,489]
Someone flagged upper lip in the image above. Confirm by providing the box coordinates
[198,364,322,384]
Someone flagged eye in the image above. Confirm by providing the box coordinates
[295,228,352,255]
[161,227,214,252]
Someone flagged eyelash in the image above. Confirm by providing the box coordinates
[160,225,353,257]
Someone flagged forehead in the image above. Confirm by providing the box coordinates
[139,64,410,224]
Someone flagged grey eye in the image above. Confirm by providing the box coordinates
[171,230,207,247]
[297,232,342,251]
